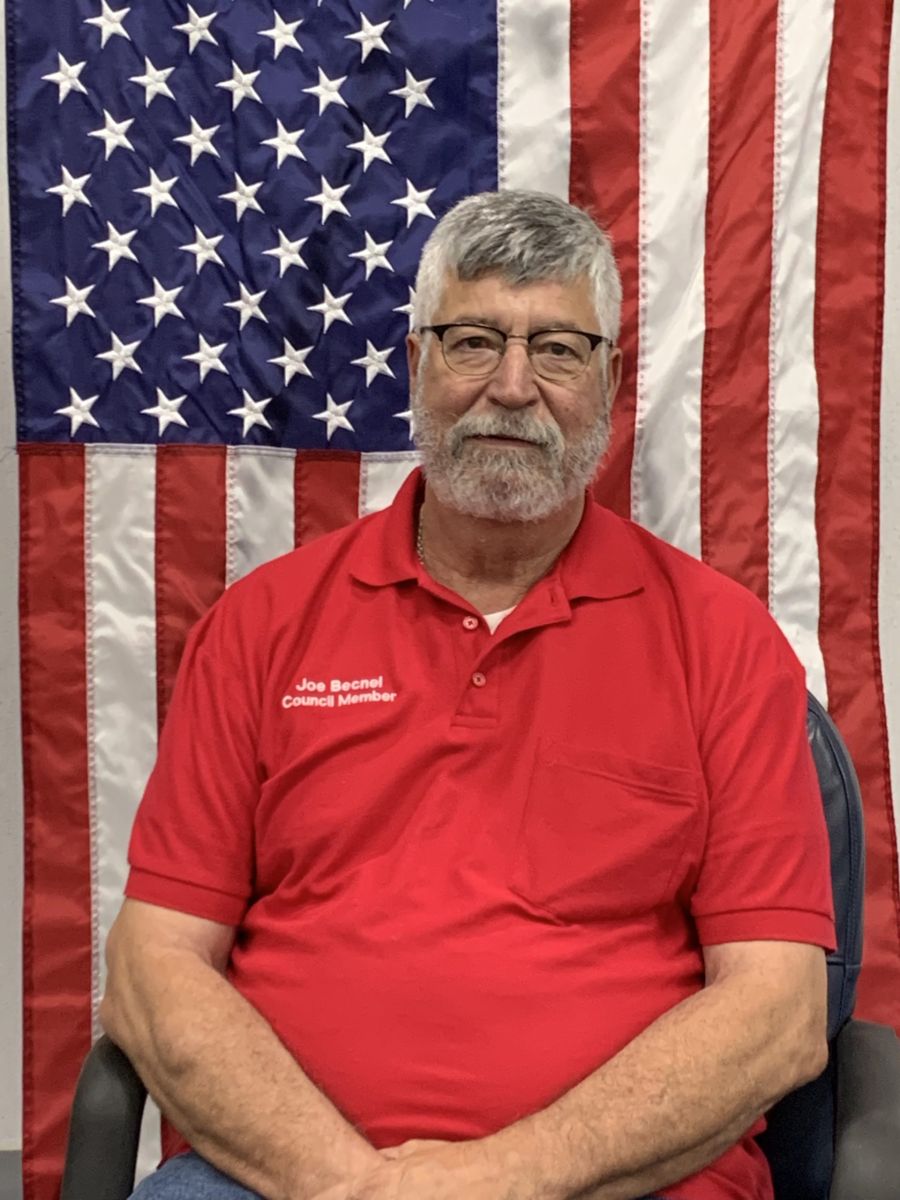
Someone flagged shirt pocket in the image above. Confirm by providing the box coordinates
[508,740,701,922]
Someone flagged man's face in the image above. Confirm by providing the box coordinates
[408,271,622,522]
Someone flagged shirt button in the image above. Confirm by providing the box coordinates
[462,616,479,631]
[472,671,487,688]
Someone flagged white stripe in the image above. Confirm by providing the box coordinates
[882,11,900,861]
[497,0,570,195]
[84,447,162,1180]
[359,453,420,517]
[226,448,297,587]
[767,0,834,702]
[631,0,708,557]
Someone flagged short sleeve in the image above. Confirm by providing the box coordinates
[691,662,836,951]
[126,594,262,926]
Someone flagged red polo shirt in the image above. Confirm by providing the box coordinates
[127,468,835,1200]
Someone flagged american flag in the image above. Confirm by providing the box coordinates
[11,1,899,1197]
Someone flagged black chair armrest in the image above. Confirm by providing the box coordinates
[829,1019,900,1200]
[61,1035,147,1200]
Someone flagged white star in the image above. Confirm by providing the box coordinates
[137,278,184,327]
[352,341,396,387]
[394,408,414,435]
[228,390,272,437]
[42,54,88,103]
[142,388,189,435]
[393,286,416,332]
[46,166,91,215]
[313,393,354,441]
[84,1,131,47]
[390,68,435,118]
[261,120,305,168]
[96,332,142,380]
[180,226,224,273]
[263,229,307,277]
[302,67,347,115]
[183,334,228,382]
[174,5,218,53]
[56,388,100,436]
[345,14,391,63]
[349,231,394,280]
[391,180,435,228]
[260,12,303,57]
[88,110,135,160]
[129,58,175,106]
[92,221,138,269]
[268,338,313,386]
[306,175,350,224]
[50,278,95,326]
[220,173,263,221]
[216,61,262,110]
[134,168,179,216]
[174,116,220,165]
[225,283,267,329]
[309,285,353,332]
[346,124,392,173]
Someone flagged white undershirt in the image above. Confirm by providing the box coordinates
[483,606,516,634]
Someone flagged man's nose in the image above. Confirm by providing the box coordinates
[484,340,540,408]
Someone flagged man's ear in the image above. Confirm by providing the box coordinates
[607,347,623,406]
[407,332,422,380]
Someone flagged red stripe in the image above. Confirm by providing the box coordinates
[815,0,899,1026]
[699,0,777,600]
[156,447,228,730]
[295,451,362,545]
[570,0,641,519]
[20,446,93,1200]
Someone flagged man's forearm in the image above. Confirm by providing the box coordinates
[482,973,826,1200]
[101,945,380,1200]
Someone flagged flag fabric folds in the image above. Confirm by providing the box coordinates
[11,2,898,1198]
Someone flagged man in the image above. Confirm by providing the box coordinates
[102,190,835,1200]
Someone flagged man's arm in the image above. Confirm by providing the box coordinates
[101,899,382,1200]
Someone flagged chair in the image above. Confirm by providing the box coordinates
[60,694,900,1200]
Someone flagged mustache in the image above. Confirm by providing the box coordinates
[446,412,564,455]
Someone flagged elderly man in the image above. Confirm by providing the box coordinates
[102,191,835,1200]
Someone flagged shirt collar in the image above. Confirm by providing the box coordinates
[349,467,644,601]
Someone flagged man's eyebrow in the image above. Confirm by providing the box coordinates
[445,316,584,331]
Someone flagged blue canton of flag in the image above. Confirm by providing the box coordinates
[11,0,498,449]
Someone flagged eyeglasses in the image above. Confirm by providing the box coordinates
[419,322,614,383]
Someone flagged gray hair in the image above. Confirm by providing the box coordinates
[413,190,622,341]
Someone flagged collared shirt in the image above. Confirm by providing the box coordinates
[128,468,835,1200]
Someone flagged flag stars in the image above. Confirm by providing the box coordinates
[88,110,135,160]
[345,13,391,63]
[174,116,220,165]
[391,180,435,227]
[130,58,176,106]
[269,339,313,386]
[180,226,224,273]
[263,230,307,277]
[84,1,131,47]
[142,388,189,435]
[175,5,218,53]
[134,168,179,216]
[183,334,228,382]
[306,176,350,224]
[302,68,347,114]
[309,285,352,332]
[217,61,262,110]
[313,394,354,441]
[390,69,435,117]
[220,173,264,221]
[96,332,142,379]
[229,390,272,437]
[92,221,138,269]
[394,286,416,332]
[225,283,267,329]
[137,278,184,327]
[349,232,394,280]
[260,12,303,57]
[56,388,100,436]
[42,54,88,103]
[262,121,305,168]
[347,124,392,172]
[352,341,396,386]
[50,278,95,326]
[46,166,91,215]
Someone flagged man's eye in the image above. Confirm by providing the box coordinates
[457,336,493,350]
[543,341,577,358]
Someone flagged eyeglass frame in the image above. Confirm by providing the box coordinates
[417,322,615,380]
